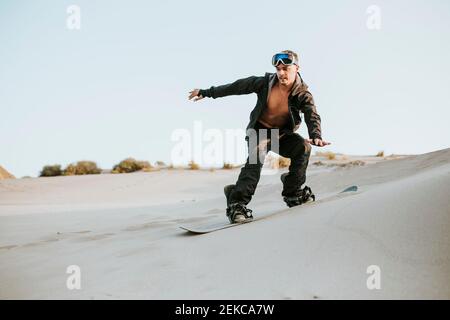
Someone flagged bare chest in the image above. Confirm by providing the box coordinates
[267,86,289,114]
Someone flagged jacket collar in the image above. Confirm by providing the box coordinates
[267,72,308,97]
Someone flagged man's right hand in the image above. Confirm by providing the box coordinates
[306,138,331,147]
[188,89,204,102]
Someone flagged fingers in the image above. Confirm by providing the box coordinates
[188,89,202,101]
[193,95,204,102]
[314,139,323,147]
[306,139,332,147]
[188,91,196,100]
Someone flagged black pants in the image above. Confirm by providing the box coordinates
[229,121,312,205]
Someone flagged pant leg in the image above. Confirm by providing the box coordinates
[278,133,312,197]
[228,123,272,205]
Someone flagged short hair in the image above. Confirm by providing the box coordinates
[281,49,299,66]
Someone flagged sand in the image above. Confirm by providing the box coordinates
[0,166,14,180]
[0,149,449,299]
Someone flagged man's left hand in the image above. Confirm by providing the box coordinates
[306,138,331,147]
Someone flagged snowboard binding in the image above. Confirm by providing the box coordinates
[224,184,253,224]
[280,173,316,208]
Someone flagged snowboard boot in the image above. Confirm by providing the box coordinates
[224,184,253,223]
[280,173,316,208]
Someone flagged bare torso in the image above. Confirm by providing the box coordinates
[258,83,291,128]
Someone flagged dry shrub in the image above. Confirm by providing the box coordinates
[188,160,200,170]
[278,156,291,168]
[315,151,336,160]
[112,158,152,173]
[63,161,102,176]
[334,160,366,168]
[154,161,167,167]
[40,164,62,177]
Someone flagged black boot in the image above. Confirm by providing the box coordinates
[224,184,253,223]
[280,173,316,208]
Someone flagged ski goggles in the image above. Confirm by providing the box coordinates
[271,52,298,66]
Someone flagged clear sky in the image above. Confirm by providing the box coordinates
[1,0,449,177]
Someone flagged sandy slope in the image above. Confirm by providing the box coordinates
[0,166,14,180]
[0,150,449,299]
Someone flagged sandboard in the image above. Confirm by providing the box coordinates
[179,185,358,234]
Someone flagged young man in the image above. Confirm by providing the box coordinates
[188,50,330,223]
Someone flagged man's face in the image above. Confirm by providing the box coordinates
[275,63,299,86]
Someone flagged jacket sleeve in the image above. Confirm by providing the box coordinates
[199,75,265,99]
[298,91,322,140]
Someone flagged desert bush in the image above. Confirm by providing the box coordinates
[335,160,366,168]
[376,151,384,157]
[313,161,325,166]
[315,151,336,160]
[155,161,167,167]
[278,156,291,168]
[167,164,184,170]
[188,160,200,170]
[63,161,101,175]
[222,163,234,169]
[112,158,152,173]
[40,165,62,177]
[263,153,290,169]
[349,160,365,166]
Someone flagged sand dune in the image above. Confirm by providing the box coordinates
[0,166,14,180]
[0,149,449,299]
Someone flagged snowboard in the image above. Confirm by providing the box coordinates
[179,184,358,234]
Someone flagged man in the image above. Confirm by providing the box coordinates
[188,50,330,224]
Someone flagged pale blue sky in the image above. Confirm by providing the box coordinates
[1,0,449,177]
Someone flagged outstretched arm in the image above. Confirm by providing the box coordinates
[188,75,265,101]
[299,91,331,147]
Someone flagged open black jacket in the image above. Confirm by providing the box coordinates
[199,72,322,140]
